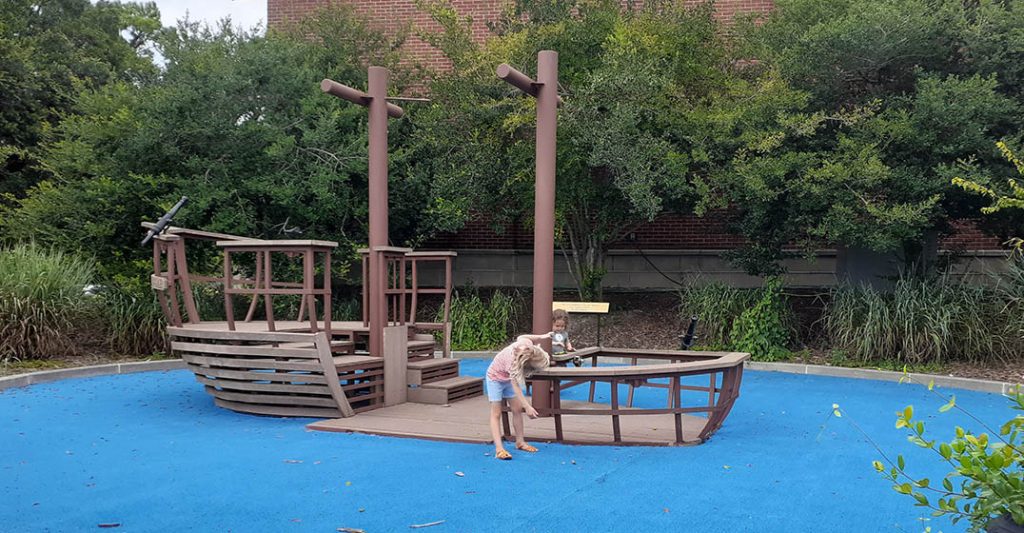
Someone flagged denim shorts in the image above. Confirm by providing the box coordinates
[485,378,516,402]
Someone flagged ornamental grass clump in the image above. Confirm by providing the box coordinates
[677,281,758,348]
[99,284,166,356]
[444,288,520,351]
[0,244,96,360]
[823,274,1022,365]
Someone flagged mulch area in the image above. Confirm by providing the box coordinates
[3,291,1022,384]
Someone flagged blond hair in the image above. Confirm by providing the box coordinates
[552,308,570,325]
[509,344,550,386]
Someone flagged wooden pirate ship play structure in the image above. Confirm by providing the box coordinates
[146,57,748,446]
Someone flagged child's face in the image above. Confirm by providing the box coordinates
[553,319,567,332]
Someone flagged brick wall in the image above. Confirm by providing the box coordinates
[422,211,748,250]
[268,0,775,71]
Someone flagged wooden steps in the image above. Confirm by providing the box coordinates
[407,333,436,360]
[407,375,483,405]
[406,358,459,385]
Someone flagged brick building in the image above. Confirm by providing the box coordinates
[267,0,1008,289]
[270,1,776,71]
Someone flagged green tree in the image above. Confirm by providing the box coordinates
[732,0,1024,274]
[954,141,1024,249]
[1,6,422,279]
[0,0,160,198]
[413,0,731,298]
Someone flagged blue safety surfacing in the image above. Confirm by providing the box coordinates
[0,359,1013,532]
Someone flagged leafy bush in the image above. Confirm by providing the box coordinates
[0,244,96,360]
[443,288,520,351]
[728,276,791,361]
[823,273,1024,364]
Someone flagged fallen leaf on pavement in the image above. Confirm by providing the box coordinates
[410,520,445,529]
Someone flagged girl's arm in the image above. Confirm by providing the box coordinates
[510,380,539,418]
[516,332,553,344]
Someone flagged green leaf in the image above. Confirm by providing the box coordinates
[898,454,905,470]
[939,396,956,413]
[928,379,935,391]
[904,405,914,420]
[942,478,953,491]
[939,443,952,460]
[872,460,884,472]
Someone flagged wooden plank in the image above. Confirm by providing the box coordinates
[185,364,328,384]
[142,223,251,242]
[407,387,447,404]
[407,358,458,370]
[552,301,609,313]
[217,239,338,249]
[214,398,341,418]
[172,341,319,359]
[383,325,408,406]
[206,387,341,407]
[307,396,707,445]
[195,375,332,395]
[183,354,325,372]
[421,376,481,391]
[333,355,384,371]
[404,251,457,257]
[168,327,317,343]
[315,332,354,418]
[534,353,748,378]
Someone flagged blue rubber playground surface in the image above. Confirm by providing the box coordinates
[0,359,1013,532]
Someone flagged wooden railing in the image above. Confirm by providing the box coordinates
[515,349,749,445]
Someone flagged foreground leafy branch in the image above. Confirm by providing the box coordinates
[831,375,1024,532]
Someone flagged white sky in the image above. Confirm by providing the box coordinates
[145,0,268,33]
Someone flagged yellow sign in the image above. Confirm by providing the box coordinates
[552,301,609,314]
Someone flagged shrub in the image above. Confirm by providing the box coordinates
[875,389,1024,532]
[0,244,96,360]
[729,276,791,361]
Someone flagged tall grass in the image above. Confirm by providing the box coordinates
[444,288,520,351]
[677,282,758,348]
[823,273,1024,364]
[0,244,96,360]
[99,285,167,356]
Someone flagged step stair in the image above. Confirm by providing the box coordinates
[407,358,460,385]
[407,375,484,405]
[407,333,437,360]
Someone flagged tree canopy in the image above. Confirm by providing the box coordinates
[0,0,160,198]
[1,6,426,279]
